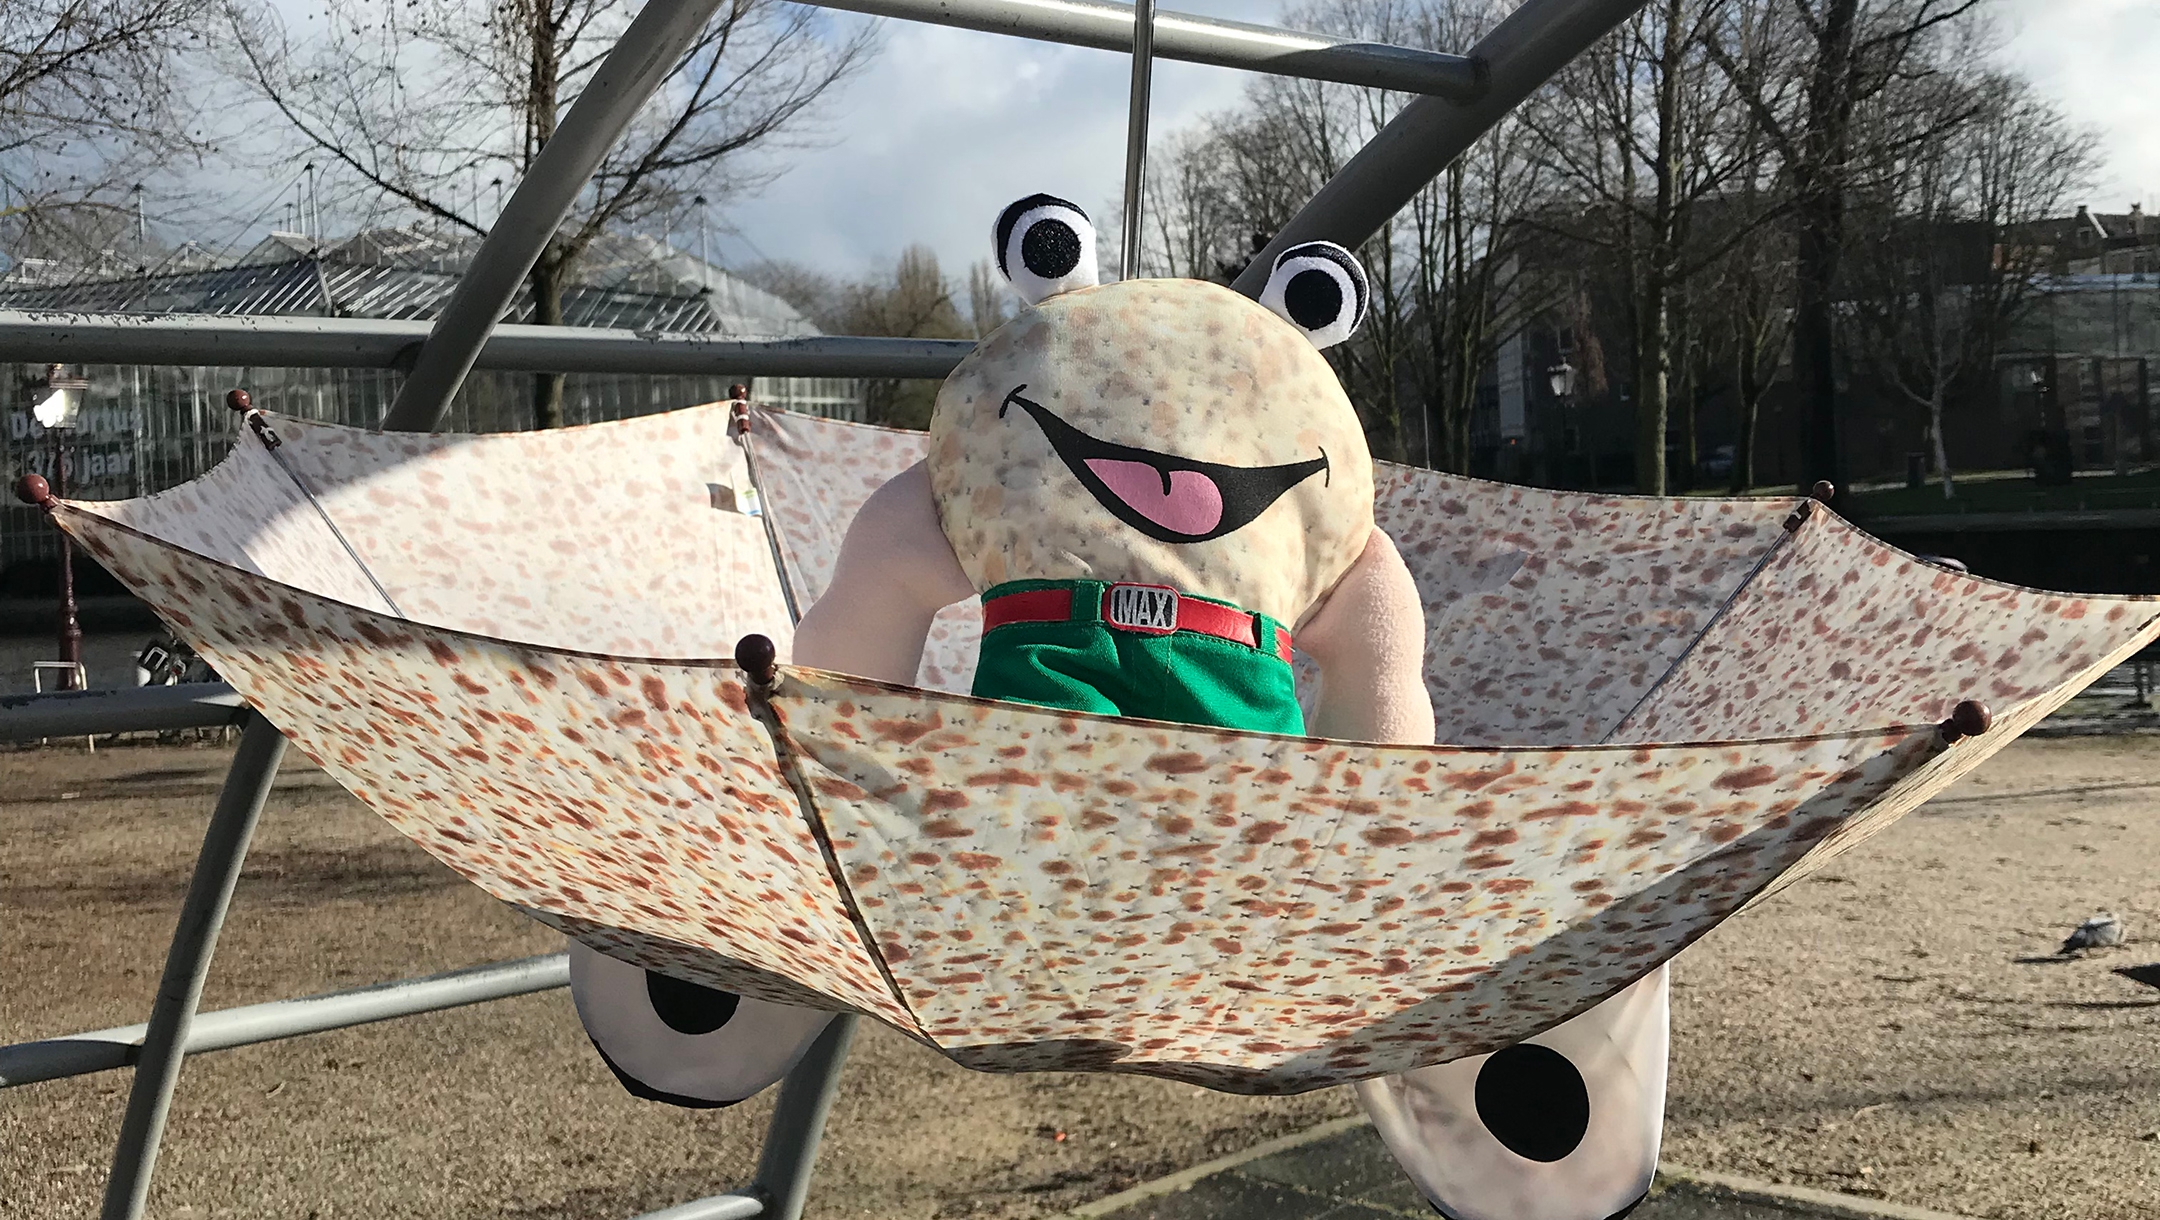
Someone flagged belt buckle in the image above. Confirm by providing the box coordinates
[1104,582,1180,635]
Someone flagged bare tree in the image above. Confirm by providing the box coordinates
[1524,0,1782,494]
[1848,70,2094,498]
[1409,101,1547,474]
[227,0,872,427]
[964,258,1011,337]
[1,0,219,271]
[1707,0,1983,493]
[1134,0,1547,470]
[1700,203,1793,493]
[1137,127,1244,281]
[748,244,969,430]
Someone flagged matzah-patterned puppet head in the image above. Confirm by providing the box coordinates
[926,194,1377,627]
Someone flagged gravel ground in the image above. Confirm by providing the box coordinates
[3,735,2158,1220]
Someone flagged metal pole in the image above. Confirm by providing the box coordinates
[51,425,81,688]
[100,716,287,1220]
[1230,0,1650,297]
[0,311,978,380]
[749,1015,858,1220]
[1120,0,1155,280]
[0,681,247,742]
[802,0,1483,98]
[2,954,569,1090]
[379,0,730,432]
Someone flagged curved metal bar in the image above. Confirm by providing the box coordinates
[380,0,732,431]
[749,1016,859,1220]
[1230,0,1650,297]
[101,716,287,1220]
[805,0,1484,99]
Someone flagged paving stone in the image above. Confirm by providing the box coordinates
[1240,1127,1406,1198]
[1349,1174,1438,1216]
[1313,1202,1429,1220]
[1100,1169,1342,1220]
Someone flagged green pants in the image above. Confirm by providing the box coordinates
[970,579,1304,735]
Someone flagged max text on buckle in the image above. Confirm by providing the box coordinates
[1106,584,1179,634]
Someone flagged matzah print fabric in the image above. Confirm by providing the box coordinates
[42,403,2160,1091]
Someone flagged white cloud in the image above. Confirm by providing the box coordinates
[1996,0,2160,209]
[709,3,1258,279]
[189,1,2160,281]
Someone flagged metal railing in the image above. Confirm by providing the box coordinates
[0,311,978,379]
[0,0,1655,1216]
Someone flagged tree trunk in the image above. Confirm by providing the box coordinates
[1791,0,1860,495]
[524,0,565,430]
[530,250,567,429]
[1635,281,1669,495]
[1791,191,1842,491]
[1731,307,1764,493]
[1734,391,1762,493]
[1930,391,1954,498]
[1634,0,1686,496]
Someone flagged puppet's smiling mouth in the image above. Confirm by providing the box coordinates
[999,386,1328,544]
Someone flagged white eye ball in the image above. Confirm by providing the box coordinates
[1259,240,1369,348]
[993,193,1099,305]
[1356,964,1671,1220]
[567,940,834,1108]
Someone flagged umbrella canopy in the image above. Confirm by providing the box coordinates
[42,402,2159,1094]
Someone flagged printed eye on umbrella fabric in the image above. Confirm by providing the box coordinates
[42,402,2160,1093]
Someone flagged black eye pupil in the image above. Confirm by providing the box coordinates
[644,970,741,1035]
[1284,267,1342,330]
[1473,1043,1592,1163]
[1020,220,1083,280]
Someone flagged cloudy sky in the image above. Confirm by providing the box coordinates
[705,0,2160,282]
[706,1,1258,279]
[211,0,2160,283]
[1994,0,2160,207]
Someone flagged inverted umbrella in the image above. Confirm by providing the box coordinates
[27,399,2156,1094]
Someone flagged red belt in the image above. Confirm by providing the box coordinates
[983,583,1294,663]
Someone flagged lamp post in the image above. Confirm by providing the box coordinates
[25,364,88,687]
[1548,361,1579,486]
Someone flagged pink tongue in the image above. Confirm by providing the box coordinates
[1085,459,1224,536]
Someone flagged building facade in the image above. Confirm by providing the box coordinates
[1,227,862,587]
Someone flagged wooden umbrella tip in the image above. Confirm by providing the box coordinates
[1811,480,1836,503]
[736,634,778,687]
[14,473,52,507]
[226,388,252,412]
[1940,698,1993,744]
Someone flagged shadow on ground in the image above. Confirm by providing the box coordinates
[1088,1124,1956,1220]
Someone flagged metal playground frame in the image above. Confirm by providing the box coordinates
[0,0,1654,1216]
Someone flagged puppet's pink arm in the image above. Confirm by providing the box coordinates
[1295,528,1436,745]
[789,461,976,684]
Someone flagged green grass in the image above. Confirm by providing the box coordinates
[1845,469,2160,517]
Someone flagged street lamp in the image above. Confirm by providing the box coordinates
[17,364,88,688]
[1548,360,1586,476]
[1547,361,1576,400]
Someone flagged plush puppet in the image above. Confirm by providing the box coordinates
[569,194,1667,1220]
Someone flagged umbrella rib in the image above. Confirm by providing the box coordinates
[735,407,806,623]
[1597,513,1802,745]
[248,428,407,620]
[746,674,927,1034]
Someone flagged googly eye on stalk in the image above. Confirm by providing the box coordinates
[567,941,834,1108]
[1259,241,1370,349]
[993,193,1099,305]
